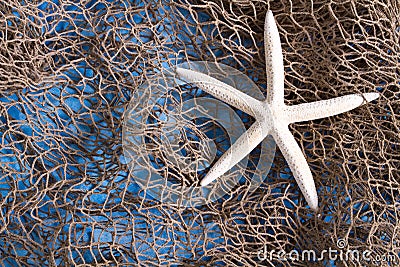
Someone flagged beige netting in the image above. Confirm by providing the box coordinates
[0,0,399,266]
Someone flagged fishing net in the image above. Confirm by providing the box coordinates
[0,0,399,266]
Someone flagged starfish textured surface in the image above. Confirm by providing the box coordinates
[176,10,379,211]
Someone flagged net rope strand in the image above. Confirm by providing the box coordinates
[0,0,399,266]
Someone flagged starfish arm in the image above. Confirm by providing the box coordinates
[272,124,318,211]
[264,10,285,106]
[201,121,269,186]
[286,92,379,123]
[176,68,262,117]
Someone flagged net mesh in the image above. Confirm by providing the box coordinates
[0,0,399,266]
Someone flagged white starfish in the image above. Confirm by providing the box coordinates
[175,10,379,211]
